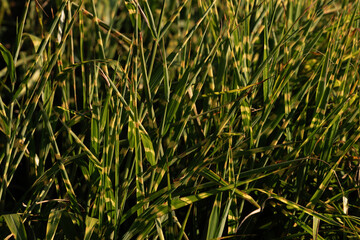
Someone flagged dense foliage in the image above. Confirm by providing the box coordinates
[1,0,360,239]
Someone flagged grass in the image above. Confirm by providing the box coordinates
[0,0,360,239]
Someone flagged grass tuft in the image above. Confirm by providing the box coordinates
[0,0,360,239]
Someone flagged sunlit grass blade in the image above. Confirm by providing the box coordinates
[3,214,27,240]
[45,209,62,240]
[1,0,360,238]
[84,216,98,240]
[12,0,69,102]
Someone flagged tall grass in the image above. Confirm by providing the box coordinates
[0,0,360,239]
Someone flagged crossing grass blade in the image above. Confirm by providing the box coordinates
[11,0,70,102]
[255,189,343,227]
[83,216,97,240]
[0,43,15,84]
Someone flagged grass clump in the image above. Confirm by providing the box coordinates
[0,0,360,239]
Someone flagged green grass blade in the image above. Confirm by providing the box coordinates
[45,209,62,240]
[3,214,27,240]
[0,43,15,84]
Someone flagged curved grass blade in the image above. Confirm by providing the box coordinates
[0,43,15,84]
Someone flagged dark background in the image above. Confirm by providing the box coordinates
[0,0,26,49]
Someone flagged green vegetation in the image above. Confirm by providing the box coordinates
[1,0,360,239]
